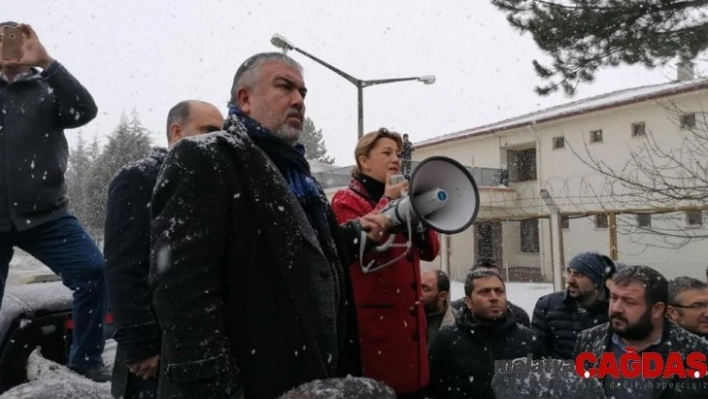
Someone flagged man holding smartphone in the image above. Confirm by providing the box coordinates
[0,22,109,382]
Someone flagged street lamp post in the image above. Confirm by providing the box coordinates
[271,33,435,139]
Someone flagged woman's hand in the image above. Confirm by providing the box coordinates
[360,212,392,243]
[383,172,409,200]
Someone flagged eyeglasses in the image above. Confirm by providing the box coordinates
[671,303,708,310]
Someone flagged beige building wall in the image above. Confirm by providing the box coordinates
[411,88,708,282]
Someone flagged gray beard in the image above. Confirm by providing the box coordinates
[275,124,301,145]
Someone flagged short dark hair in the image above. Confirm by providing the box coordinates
[668,277,708,305]
[472,257,499,271]
[0,21,19,28]
[464,269,504,297]
[435,269,450,293]
[229,52,302,106]
[611,265,668,307]
[165,101,192,140]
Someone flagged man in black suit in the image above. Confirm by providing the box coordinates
[149,52,391,399]
[104,100,223,399]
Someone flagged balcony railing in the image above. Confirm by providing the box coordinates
[313,161,506,190]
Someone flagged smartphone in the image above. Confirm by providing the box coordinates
[2,26,23,61]
[389,174,407,185]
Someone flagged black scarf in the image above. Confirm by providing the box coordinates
[353,174,385,203]
[226,107,338,264]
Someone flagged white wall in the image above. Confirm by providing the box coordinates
[415,89,708,282]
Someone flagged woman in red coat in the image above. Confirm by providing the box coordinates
[331,128,440,399]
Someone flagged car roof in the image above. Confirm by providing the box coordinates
[0,282,72,341]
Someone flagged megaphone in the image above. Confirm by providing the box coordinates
[377,156,480,250]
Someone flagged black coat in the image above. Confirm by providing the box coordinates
[428,307,544,399]
[0,62,97,232]
[149,125,363,399]
[451,297,530,328]
[574,320,708,399]
[104,147,167,398]
[531,291,609,359]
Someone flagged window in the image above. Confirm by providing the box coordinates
[680,113,696,129]
[595,214,608,229]
[687,210,703,226]
[631,122,646,137]
[516,148,536,182]
[520,219,539,253]
[589,129,603,143]
[552,136,565,149]
[636,214,652,227]
[561,215,569,229]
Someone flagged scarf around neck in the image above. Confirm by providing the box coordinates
[226,106,337,262]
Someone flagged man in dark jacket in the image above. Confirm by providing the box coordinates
[450,258,530,327]
[422,268,455,345]
[0,22,108,381]
[574,265,708,399]
[428,270,544,399]
[149,52,391,399]
[104,100,223,399]
[532,251,615,359]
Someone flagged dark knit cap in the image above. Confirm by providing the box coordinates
[567,251,616,287]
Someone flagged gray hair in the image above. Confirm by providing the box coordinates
[0,21,19,28]
[228,52,303,106]
[277,377,396,399]
[668,276,708,306]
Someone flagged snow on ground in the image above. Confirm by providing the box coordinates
[0,347,113,399]
[7,250,55,287]
[450,280,554,318]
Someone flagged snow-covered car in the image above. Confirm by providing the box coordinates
[0,280,114,394]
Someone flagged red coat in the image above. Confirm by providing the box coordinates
[331,179,440,394]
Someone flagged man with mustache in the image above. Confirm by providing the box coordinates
[149,52,391,399]
[428,269,543,398]
[574,266,708,399]
[421,268,455,345]
[667,277,708,339]
[531,251,615,358]
[450,258,531,327]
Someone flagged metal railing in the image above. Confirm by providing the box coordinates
[314,161,505,190]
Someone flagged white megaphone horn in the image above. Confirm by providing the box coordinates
[375,156,481,252]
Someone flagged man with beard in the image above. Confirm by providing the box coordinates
[667,277,708,339]
[428,270,543,399]
[531,251,615,359]
[149,52,391,399]
[421,268,455,344]
[450,258,530,327]
[574,266,708,399]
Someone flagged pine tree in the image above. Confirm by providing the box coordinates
[82,111,152,231]
[300,117,335,164]
[66,131,92,224]
[492,0,708,95]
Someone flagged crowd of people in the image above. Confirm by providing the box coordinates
[2,21,708,399]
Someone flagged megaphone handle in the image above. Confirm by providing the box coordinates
[374,234,397,253]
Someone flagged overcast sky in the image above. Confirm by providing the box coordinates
[7,0,704,165]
